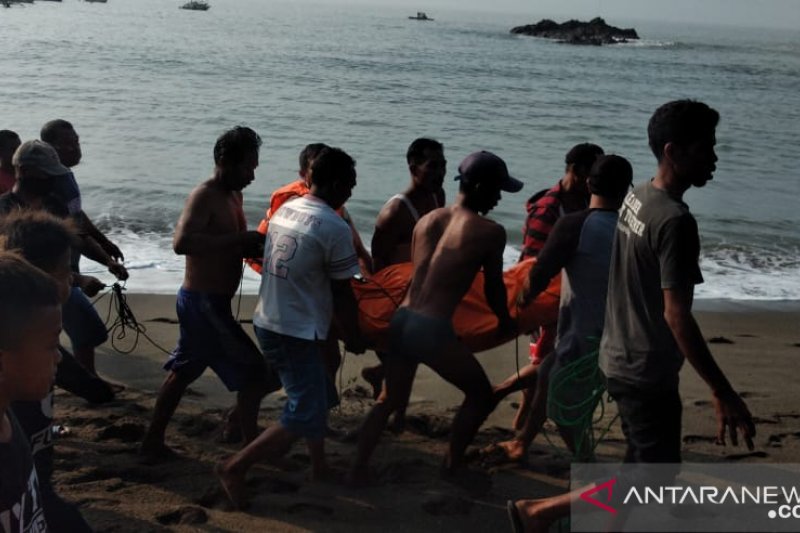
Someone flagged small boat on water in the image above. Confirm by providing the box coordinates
[408,11,433,21]
[180,0,209,10]
[85,0,108,3]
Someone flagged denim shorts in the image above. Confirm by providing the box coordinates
[62,286,108,350]
[165,288,267,392]
[254,326,328,440]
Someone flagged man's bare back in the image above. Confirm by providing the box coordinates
[175,179,260,297]
[404,205,507,320]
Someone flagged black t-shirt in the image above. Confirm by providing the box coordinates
[0,411,48,532]
[600,181,704,390]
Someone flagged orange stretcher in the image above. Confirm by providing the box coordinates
[351,259,560,353]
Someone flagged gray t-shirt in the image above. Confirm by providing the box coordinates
[599,181,703,390]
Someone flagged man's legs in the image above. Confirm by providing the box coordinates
[141,371,194,458]
[349,354,417,485]
[425,339,497,472]
[62,286,108,375]
[216,423,298,509]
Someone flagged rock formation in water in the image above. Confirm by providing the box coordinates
[511,17,639,45]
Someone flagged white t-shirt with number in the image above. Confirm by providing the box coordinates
[253,195,360,340]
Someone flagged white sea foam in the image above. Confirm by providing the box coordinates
[82,230,800,302]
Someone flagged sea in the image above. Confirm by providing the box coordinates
[1,0,799,302]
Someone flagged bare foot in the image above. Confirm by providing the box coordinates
[513,499,557,533]
[215,462,248,510]
[481,439,527,463]
[361,366,384,400]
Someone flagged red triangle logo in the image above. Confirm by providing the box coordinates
[580,478,618,515]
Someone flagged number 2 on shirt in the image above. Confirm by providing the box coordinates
[264,233,298,279]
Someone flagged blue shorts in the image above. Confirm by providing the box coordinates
[255,326,328,440]
[62,286,108,351]
[165,288,267,392]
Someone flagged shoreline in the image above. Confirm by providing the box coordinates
[54,293,800,531]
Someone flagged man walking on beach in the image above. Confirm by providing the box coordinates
[486,154,632,463]
[349,151,522,484]
[508,100,756,532]
[361,137,446,431]
[216,147,366,509]
[41,119,128,376]
[511,143,604,430]
[141,126,275,460]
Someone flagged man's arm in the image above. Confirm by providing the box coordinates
[482,225,516,337]
[518,213,584,307]
[341,206,373,274]
[173,188,261,257]
[369,202,404,273]
[664,287,755,449]
[331,278,367,353]
[76,210,124,262]
[78,235,129,280]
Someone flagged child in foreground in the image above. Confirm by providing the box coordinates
[0,252,63,532]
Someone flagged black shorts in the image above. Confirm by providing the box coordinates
[607,377,682,464]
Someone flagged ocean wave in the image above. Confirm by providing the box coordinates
[88,230,800,301]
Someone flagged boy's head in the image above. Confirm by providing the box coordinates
[0,253,62,403]
[298,143,329,182]
[0,210,78,304]
[588,154,633,205]
[648,100,719,188]
[308,147,357,210]
[406,138,446,193]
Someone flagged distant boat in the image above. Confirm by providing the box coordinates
[408,11,433,21]
[180,0,209,10]
[85,0,108,3]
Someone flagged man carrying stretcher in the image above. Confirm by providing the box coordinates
[349,151,523,484]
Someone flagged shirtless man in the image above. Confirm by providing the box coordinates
[361,137,446,429]
[141,127,275,459]
[350,151,522,483]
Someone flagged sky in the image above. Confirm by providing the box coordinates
[300,0,800,30]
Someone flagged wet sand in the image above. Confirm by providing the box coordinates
[51,293,800,532]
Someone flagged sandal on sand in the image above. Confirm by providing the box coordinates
[507,500,524,533]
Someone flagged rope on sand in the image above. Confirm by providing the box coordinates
[94,282,173,356]
[544,339,618,460]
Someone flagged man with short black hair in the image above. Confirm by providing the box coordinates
[216,146,366,509]
[508,101,755,532]
[361,137,446,430]
[349,151,522,485]
[141,126,276,460]
[40,119,128,375]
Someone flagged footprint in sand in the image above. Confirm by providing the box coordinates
[96,422,146,443]
[156,506,208,525]
[285,502,334,516]
[708,336,734,344]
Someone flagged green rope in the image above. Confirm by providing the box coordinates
[543,338,618,461]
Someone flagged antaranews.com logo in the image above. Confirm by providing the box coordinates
[571,463,800,532]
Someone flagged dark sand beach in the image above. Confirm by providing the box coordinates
[51,294,800,532]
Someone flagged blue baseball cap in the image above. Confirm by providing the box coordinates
[454,151,523,193]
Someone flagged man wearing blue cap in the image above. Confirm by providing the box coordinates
[350,151,523,484]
